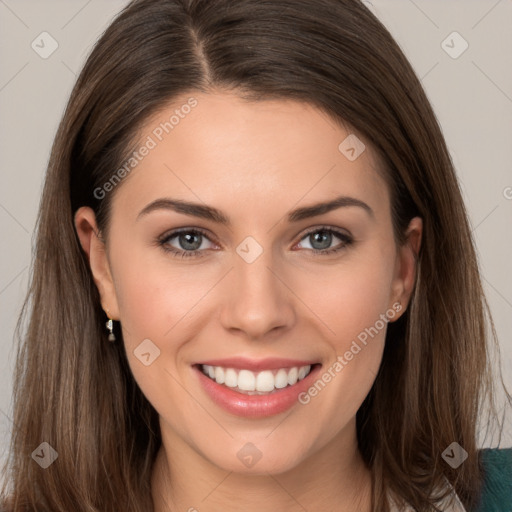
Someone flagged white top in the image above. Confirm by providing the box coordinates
[388,479,467,511]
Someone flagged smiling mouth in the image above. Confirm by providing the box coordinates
[197,363,319,395]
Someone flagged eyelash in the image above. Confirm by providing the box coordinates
[157,226,354,259]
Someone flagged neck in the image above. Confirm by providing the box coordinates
[151,421,373,512]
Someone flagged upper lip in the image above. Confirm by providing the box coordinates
[195,357,319,372]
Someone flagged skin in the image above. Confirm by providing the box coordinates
[75,90,422,511]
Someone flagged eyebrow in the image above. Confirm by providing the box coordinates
[136,195,374,225]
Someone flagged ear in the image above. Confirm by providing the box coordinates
[74,206,120,320]
[388,216,422,320]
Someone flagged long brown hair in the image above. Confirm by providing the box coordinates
[1,0,510,510]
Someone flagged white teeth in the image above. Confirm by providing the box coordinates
[200,364,312,393]
[287,367,298,386]
[214,366,225,384]
[238,370,256,391]
[224,368,238,388]
[256,370,275,392]
[274,369,289,389]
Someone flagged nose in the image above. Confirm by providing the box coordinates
[219,247,296,340]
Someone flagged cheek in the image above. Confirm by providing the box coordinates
[109,243,217,344]
[293,246,395,407]
[298,248,396,343]
[108,250,205,422]
[296,269,393,434]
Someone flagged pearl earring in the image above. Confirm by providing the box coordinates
[105,311,116,342]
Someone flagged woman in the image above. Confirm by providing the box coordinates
[1,0,511,510]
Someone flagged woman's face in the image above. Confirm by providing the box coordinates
[76,90,421,475]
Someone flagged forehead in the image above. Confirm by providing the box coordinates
[112,91,389,221]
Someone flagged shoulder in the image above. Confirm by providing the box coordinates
[475,447,512,512]
[388,449,512,512]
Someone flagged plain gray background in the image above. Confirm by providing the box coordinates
[1,0,511,474]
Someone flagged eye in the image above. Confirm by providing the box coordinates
[157,226,353,259]
[295,226,353,255]
[157,228,217,259]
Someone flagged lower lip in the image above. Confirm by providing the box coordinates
[194,364,322,418]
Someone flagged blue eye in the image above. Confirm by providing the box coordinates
[296,227,353,255]
[157,226,353,259]
[158,228,215,259]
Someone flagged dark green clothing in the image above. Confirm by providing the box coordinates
[475,448,512,511]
